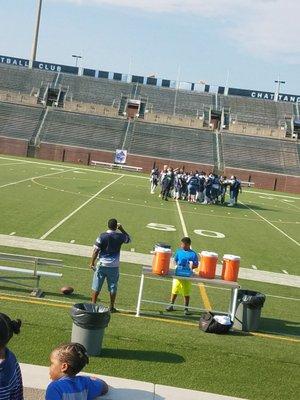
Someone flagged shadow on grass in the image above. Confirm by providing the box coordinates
[260,317,300,337]
[100,348,185,364]
[234,203,272,211]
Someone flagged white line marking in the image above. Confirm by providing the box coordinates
[40,175,124,240]
[0,162,26,167]
[9,232,16,236]
[0,156,147,180]
[240,201,300,247]
[245,190,300,201]
[282,270,289,274]
[0,170,69,189]
[175,200,188,236]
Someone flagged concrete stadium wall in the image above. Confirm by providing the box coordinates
[0,137,28,156]
[0,139,299,194]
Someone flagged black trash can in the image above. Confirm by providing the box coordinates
[70,303,110,356]
[233,290,266,332]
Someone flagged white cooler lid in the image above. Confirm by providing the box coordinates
[200,251,218,258]
[223,254,241,261]
[154,246,172,253]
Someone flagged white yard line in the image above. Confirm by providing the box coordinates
[244,190,300,201]
[0,169,70,189]
[240,201,300,247]
[175,200,188,236]
[40,175,124,240]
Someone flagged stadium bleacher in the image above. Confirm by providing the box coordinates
[128,121,215,165]
[1,63,295,128]
[0,62,299,178]
[222,133,300,175]
[0,64,55,94]
[39,108,127,151]
[0,101,43,141]
[219,95,293,127]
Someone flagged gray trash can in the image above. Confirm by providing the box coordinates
[233,290,266,332]
[70,303,110,356]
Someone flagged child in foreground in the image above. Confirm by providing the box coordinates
[46,343,108,400]
[0,313,23,400]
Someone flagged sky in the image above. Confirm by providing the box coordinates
[0,0,299,93]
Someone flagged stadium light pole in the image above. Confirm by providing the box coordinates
[72,55,83,67]
[173,65,181,116]
[274,77,285,102]
[29,0,43,69]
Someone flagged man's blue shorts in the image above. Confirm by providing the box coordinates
[92,266,119,293]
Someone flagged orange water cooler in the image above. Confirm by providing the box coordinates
[199,251,218,279]
[222,254,240,282]
[152,244,172,276]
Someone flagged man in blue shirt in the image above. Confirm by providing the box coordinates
[166,237,198,315]
[90,218,131,312]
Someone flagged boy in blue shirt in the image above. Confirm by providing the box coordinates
[166,237,198,315]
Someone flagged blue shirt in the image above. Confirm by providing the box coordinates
[46,375,105,400]
[174,249,198,269]
[0,348,23,400]
[95,230,131,268]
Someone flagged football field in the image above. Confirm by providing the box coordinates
[0,155,299,400]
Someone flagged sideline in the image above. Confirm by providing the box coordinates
[0,293,299,343]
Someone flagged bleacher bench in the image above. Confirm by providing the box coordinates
[0,253,63,297]
[91,160,142,172]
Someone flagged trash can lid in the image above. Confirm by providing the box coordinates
[223,254,241,261]
[200,251,218,258]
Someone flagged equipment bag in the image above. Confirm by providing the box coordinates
[199,312,232,334]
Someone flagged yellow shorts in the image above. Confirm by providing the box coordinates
[172,279,191,296]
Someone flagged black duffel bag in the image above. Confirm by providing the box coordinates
[199,312,232,334]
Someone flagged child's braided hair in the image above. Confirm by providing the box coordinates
[0,313,21,347]
[54,343,89,375]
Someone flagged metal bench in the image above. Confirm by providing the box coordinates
[0,253,63,297]
[90,160,143,172]
[241,181,255,187]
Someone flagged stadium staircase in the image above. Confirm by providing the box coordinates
[121,119,134,150]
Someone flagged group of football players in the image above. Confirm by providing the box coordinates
[150,165,242,207]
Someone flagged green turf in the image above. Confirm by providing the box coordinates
[0,155,300,399]
[0,246,299,400]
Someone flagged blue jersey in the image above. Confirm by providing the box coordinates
[95,230,131,268]
[174,249,198,269]
[46,375,105,400]
[0,349,23,400]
